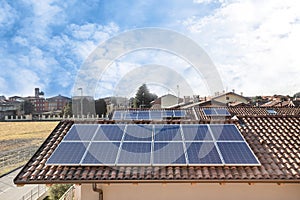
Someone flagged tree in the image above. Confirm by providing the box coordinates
[22,100,34,114]
[95,98,107,117]
[134,84,158,108]
[48,184,72,200]
[294,92,300,98]
[62,102,72,116]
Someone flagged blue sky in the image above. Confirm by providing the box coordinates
[1,0,299,98]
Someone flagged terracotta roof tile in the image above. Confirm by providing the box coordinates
[13,111,300,184]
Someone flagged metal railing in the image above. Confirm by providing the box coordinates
[59,185,75,200]
[19,185,47,200]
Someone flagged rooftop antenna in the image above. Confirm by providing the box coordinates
[177,85,180,104]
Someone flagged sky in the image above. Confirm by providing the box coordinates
[0,0,299,98]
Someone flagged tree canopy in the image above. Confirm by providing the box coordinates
[95,98,107,117]
[134,84,157,108]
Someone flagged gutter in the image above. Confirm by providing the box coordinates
[93,183,103,200]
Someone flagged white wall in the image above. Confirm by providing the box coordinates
[161,95,178,108]
[75,183,300,200]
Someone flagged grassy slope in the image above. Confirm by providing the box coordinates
[0,121,58,175]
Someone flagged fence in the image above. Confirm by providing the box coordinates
[19,185,47,200]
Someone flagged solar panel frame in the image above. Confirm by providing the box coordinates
[46,123,260,167]
[124,124,153,141]
[217,141,261,166]
[181,124,213,141]
[185,142,223,165]
[46,142,89,165]
[203,108,217,116]
[154,124,182,141]
[112,110,124,120]
[116,142,152,166]
[215,108,231,116]
[137,111,151,120]
[93,124,125,141]
[153,142,187,166]
[209,124,244,141]
[63,124,98,141]
[81,142,120,166]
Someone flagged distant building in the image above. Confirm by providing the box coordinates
[25,88,46,113]
[46,95,71,111]
[151,94,182,109]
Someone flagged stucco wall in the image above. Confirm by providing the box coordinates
[161,95,178,108]
[75,183,300,200]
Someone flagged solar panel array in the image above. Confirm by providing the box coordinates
[203,108,231,116]
[47,124,260,166]
[112,110,186,120]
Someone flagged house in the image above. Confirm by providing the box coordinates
[25,88,47,113]
[151,94,183,109]
[14,107,300,200]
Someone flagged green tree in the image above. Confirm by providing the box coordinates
[294,92,300,98]
[62,102,72,116]
[134,84,157,108]
[22,100,34,114]
[48,184,72,200]
[95,98,107,117]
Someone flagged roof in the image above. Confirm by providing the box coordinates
[14,107,300,185]
[46,94,71,101]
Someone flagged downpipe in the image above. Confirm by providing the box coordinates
[92,183,103,200]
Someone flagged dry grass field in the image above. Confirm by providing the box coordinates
[0,121,58,176]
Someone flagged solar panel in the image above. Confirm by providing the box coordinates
[162,110,174,117]
[117,142,151,165]
[203,108,217,116]
[124,124,153,141]
[182,125,213,141]
[217,142,260,165]
[153,142,186,165]
[82,142,120,165]
[215,108,230,116]
[93,124,125,141]
[112,111,123,120]
[149,110,162,120]
[154,124,182,141]
[124,111,138,120]
[186,142,222,164]
[64,124,98,141]
[137,111,150,120]
[47,142,89,165]
[210,124,244,141]
[203,108,230,116]
[267,109,277,115]
[47,124,260,166]
[174,110,186,117]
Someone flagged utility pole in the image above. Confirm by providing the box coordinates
[78,88,83,116]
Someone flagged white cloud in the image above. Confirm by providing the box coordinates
[0,1,18,30]
[182,0,300,95]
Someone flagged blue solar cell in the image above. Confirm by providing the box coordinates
[112,111,123,120]
[154,125,182,141]
[267,109,277,115]
[174,110,186,117]
[117,142,151,165]
[210,124,244,141]
[47,142,88,165]
[217,142,260,165]
[82,142,120,165]
[124,111,138,120]
[124,125,153,141]
[203,108,217,116]
[137,111,150,120]
[162,110,174,117]
[215,108,231,116]
[186,142,222,164]
[93,125,125,141]
[64,124,98,141]
[153,142,186,165]
[149,111,162,120]
[182,125,213,141]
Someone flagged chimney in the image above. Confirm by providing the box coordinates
[240,92,243,96]
[35,88,39,97]
[232,89,235,93]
